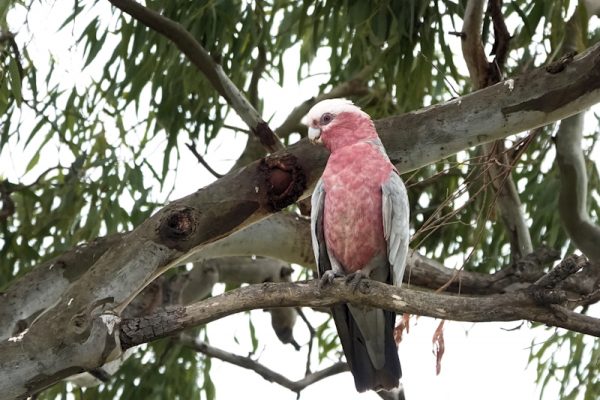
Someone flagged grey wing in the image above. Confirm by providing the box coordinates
[310,178,328,277]
[381,170,410,287]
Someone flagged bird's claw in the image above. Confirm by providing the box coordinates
[319,270,341,290]
[344,270,368,292]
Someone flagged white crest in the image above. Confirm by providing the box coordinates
[303,98,368,126]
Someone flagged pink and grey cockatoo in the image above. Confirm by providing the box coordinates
[306,99,410,392]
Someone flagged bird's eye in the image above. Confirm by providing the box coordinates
[320,113,334,125]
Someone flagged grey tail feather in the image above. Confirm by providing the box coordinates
[331,304,401,392]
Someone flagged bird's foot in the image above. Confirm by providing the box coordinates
[319,270,343,290]
[344,270,368,292]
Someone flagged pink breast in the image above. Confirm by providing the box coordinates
[322,143,393,273]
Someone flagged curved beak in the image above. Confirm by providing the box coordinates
[308,126,322,143]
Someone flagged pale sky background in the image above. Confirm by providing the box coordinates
[2,2,600,400]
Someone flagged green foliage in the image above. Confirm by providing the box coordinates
[37,340,208,400]
[530,329,600,400]
[1,0,599,399]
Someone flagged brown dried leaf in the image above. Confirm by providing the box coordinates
[394,313,412,345]
[432,320,446,375]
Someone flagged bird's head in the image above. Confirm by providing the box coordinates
[304,99,377,152]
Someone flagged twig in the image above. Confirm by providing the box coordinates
[274,66,372,138]
[107,0,284,153]
[461,0,489,89]
[533,255,586,288]
[180,335,348,393]
[295,307,316,375]
[184,142,223,179]
[488,0,510,77]
[248,44,267,109]
[460,0,532,259]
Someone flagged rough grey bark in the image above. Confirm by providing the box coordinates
[2,41,600,399]
[119,275,600,349]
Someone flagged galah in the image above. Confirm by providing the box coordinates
[306,99,410,392]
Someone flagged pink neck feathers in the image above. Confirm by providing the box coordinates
[321,112,378,153]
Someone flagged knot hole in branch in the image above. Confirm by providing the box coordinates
[157,207,198,250]
[260,153,306,211]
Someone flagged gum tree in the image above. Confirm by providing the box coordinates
[1,1,600,399]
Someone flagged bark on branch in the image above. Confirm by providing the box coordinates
[119,278,600,350]
[3,40,600,399]
[107,0,284,153]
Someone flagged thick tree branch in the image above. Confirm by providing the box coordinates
[119,278,600,350]
[3,41,600,399]
[107,0,284,153]
[375,40,600,170]
[181,336,348,393]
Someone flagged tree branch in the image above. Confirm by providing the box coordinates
[555,113,600,262]
[180,336,348,393]
[461,0,489,89]
[553,6,600,264]
[181,257,299,347]
[3,40,600,399]
[185,142,224,179]
[483,140,534,258]
[119,278,600,350]
[0,233,125,340]
[232,66,371,171]
[107,0,284,153]
[275,66,372,139]
[488,0,510,74]
[461,0,534,259]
